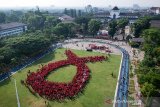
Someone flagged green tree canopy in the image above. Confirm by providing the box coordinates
[141,82,156,97]
[88,19,101,36]
[75,16,91,33]
[137,28,160,99]
[52,22,78,38]
[0,12,6,23]
[108,20,117,38]
[117,18,129,29]
[133,17,151,37]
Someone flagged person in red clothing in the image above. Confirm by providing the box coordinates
[26,50,107,100]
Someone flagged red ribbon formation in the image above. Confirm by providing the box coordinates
[26,50,106,100]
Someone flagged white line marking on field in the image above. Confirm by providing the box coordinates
[14,79,20,107]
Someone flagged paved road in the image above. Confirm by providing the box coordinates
[64,39,130,107]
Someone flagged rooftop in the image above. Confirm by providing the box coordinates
[150,7,160,10]
[93,12,110,17]
[112,6,119,10]
[119,12,140,16]
[59,15,74,21]
[150,20,160,28]
[130,38,144,43]
[0,22,27,31]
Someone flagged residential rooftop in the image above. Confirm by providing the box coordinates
[112,6,119,10]
[150,20,160,28]
[0,22,27,31]
[130,38,144,43]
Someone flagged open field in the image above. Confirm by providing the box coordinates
[0,48,121,107]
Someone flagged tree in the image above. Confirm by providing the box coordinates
[44,16,55,27]
[0,47,16,64]
[88,19,101,36]
[117,18,129,40]
[137,28,160,102]
[35,6,41,15]
[75,16,91,34]
[141,82,156,106]
[0,32,54,73]
[7,13,19,22]
[133,17,151,37]
[117,18,129,29]
[108,20,117,38]
[0,12,6,23]
[65,23,78,37]
[52,22,78,38]
[21,10,34,23]
[141,82,156,98]
[52,23,69,38]
[27,15,46,30]
[141,28,160,67]
[6,10,23,22]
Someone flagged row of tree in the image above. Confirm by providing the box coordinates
[0,28,76,74]
[137,28,160,105]
[130,15,160,106]
[132,17,151,38]
[0,8,104,73]
[0,32,53,73]
[22,9,101,38]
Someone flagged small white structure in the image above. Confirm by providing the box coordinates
[0,22,27,38]
[98,30,108,36]
[58,15,74,23]
[125,26,131,36]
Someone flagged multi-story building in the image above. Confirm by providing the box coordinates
[93,6,140,24]
[0,22,27,38]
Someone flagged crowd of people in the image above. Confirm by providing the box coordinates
[88,44,112,53]
[89,44,107,50]
[26,50,106,100]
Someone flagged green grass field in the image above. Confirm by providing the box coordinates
[0,48,121,107]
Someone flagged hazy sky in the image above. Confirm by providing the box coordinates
[0,0,160,8]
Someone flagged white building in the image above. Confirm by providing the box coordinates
[150,7,160,15]
[58,15,74,23]
[0,22,27,38]
[109,6,120,19]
